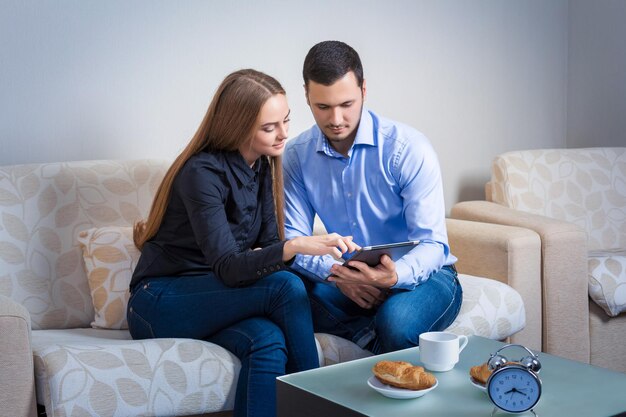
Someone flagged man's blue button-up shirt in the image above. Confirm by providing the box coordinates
[283,108,456,290]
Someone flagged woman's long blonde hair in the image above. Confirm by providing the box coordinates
[134,69,286,250]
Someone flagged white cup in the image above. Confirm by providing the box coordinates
[419,331,469,372]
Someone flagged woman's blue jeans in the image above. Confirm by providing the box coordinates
[127,270,319,417]
[303,265,463,354]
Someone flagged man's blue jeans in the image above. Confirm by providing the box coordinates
[302,265,462,354]
[127,271,319,417]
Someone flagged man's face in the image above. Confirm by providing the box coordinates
[305,71,366,153]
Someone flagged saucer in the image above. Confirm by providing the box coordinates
[470,377,487,393]
[367,375,438,399]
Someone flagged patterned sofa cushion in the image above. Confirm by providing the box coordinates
[0,160,168,330]
[447,274,526,340]
[77,226,138,329]
[32,329,238,416]
[31,329,353,416]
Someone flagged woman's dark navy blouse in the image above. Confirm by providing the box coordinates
[130,151,288,289]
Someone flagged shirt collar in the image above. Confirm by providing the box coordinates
[315,108,375,158]
[227,151,262,185]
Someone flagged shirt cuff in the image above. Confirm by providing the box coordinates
[237,241,288,287]
[392,259,421,290]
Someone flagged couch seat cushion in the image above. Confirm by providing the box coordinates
[315,274,527,363]
[589,252,626,317]
[446,274,526,340]
[31,330,353,416]
[32,329,239,417]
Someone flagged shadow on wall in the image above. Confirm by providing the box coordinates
[456,174,489,204]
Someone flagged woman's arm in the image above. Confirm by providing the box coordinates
[283,234,359,262]
[178,162,357,287]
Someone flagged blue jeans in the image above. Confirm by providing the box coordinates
[303,265,462,354]
[127,270,319,417]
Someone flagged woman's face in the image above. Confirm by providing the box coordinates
[240,94,290,165]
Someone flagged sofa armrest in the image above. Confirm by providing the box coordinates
[0,295,37,417]
[446,218,542,350]
[450,201,590,363]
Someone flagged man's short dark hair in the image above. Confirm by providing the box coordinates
[303,40,364,88]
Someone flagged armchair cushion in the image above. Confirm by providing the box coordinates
[589,253,626,317]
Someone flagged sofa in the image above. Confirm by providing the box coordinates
[0,159,537,417]
[451,147,626,373]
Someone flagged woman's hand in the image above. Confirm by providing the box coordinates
[283,233,361,261]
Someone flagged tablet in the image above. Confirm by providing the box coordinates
[343,240,420,267]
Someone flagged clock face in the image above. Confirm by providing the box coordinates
[487,365,541,413]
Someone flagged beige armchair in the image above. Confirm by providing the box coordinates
[451,147,626,372]
[446,218,541,350]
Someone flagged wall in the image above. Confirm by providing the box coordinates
[567,0,626,148]
[0,0,569,210]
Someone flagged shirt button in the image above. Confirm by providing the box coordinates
[263,268,267,273]
[352,222,357,227]
[143,284,148,289]
[347,192,352,198]
[257,271,262,276]
[129,307,133,313]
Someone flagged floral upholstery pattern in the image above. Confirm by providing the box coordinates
[32,329,239,417]
[488,148,626,316]
[0,160,167,330]
[77,226,139,329]
[447,274,525,339]
[589,253,626,317]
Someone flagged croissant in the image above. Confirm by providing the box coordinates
[470,362,491,385]
[372,360,436,390]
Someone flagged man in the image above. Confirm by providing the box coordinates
[283,40,462,354]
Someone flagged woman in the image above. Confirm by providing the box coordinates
[128,69,358,417]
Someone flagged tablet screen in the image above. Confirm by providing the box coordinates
[343,241,420,267]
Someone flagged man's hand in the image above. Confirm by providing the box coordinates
[336,282,388,309]
[328,254,398,288]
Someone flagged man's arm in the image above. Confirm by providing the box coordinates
[283,146,342,281]
[391,135,452,288]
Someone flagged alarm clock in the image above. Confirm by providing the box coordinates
[486,344,542,415]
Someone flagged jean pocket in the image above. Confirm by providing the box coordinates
[127,307,156,340]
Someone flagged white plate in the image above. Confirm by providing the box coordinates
[470,377,487,393]
[367,375,438,399]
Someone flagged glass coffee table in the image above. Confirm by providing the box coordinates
[277,335,626,416]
